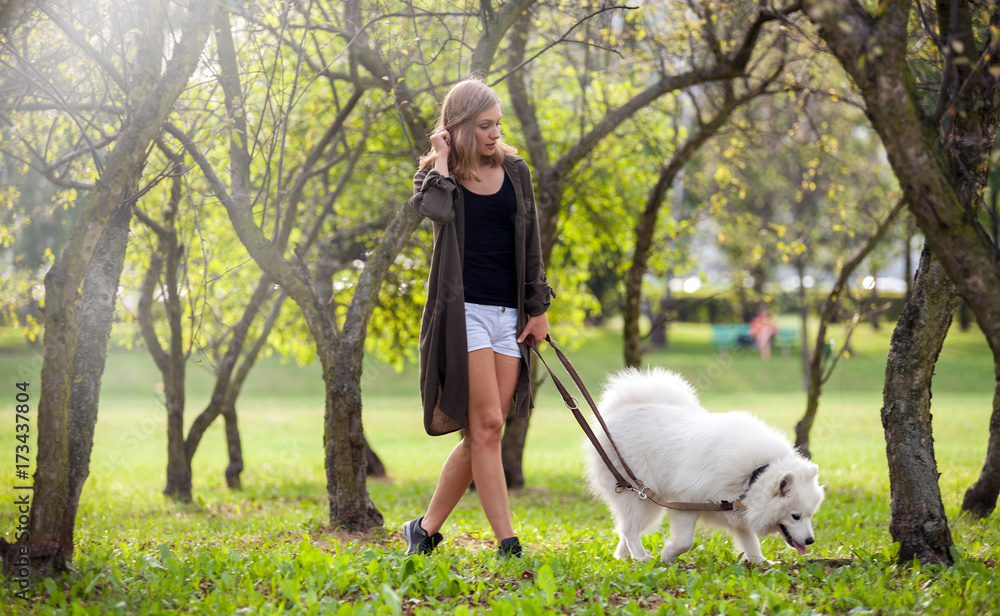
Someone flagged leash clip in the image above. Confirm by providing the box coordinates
[627,485,650,500]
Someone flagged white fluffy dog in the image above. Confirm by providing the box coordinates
[584,367,824,564]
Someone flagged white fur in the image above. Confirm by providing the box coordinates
[584,367,825,564]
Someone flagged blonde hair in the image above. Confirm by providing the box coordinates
[419,77,516,182]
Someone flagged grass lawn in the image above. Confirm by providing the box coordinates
[0,320,998,614]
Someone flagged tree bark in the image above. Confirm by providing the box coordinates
[903,228,913,301]
[868,282,881,331]
[179,11,371,489]
[501,415,530,489]
[881,247,959,565]
[0,198,130,573]
[221,401,244,489]
[364,435,387,479]
[323,346,383,529]
[61,197,133,565]
[163,191,189,501]
[650,292,670,349]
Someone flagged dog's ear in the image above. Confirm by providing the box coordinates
[806,463,818,480]
[774,471,795,497]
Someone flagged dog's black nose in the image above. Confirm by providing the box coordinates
[805,536,814,545]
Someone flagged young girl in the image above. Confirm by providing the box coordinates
[405,77,553,557]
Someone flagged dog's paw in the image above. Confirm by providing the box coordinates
[613,538,652,561]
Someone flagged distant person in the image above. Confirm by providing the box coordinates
[404,77,553,558]
[749,306,778,360]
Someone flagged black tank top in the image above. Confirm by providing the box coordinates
[461,172,518,308]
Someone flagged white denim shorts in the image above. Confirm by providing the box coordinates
[465,302,520,358]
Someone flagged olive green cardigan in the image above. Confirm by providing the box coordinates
[409,154,553,436]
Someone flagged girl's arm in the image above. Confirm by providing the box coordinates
[409,129,456,224]
[519,159,554,318]
[410,167,456,224]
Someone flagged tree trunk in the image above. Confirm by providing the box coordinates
[364,435,387,479]
[221,400,245,489]
[903,229,913,301]
[501,350,548,489]
[183,281,283,491]
[501,415,530,489]
[992,181,999,248]
[958,300,973,332]
[802,0,1000,563]
[622,126,696,368]
[622,261,645,368]
[796,372,822,460]
[162,239,189,501]
[803,0,1000,396]
[962,361,1000,517]
[881,247,958,565]
[0,197,131,572]
[137,168,191,502]
[650,287,670,349]
[323,347,383,530]
[62,197,132,564]
[139,246,190,502]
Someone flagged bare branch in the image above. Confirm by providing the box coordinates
[36,3,128,92]
[814,197,907,382]
[0,49,108,175]
[162,121,318,326]
[490,5,637,87]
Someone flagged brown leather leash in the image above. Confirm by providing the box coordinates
[529,335,743,513]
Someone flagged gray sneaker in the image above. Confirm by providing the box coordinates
[403,516,444,556]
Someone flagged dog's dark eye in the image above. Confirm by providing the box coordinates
[792,514,801,521]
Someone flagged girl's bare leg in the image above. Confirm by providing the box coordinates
[421,349,520,539]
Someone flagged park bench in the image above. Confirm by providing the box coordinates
[710,324,799,355]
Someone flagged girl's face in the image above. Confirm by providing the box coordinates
[472,105,503,159]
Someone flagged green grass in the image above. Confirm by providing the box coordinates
[0,321,998,614]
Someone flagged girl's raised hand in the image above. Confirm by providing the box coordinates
[430,128,451,159]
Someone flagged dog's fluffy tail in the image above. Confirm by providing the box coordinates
[599,366,700,412]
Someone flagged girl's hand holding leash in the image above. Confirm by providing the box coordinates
[518,314,549,346]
